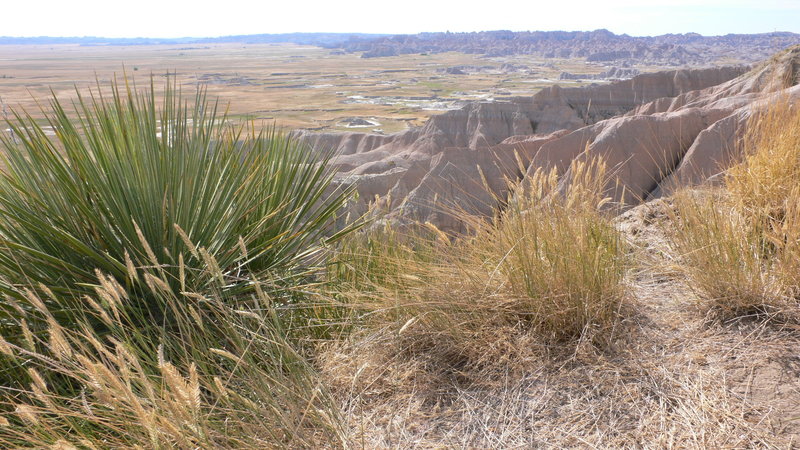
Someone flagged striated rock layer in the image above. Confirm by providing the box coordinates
[299,47,800,232]
[540,45,800,205]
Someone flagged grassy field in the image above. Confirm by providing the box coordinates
[0,43,672,133]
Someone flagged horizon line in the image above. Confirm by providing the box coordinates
[1,29,798,42]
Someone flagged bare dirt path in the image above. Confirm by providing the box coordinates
[618,199,800,448]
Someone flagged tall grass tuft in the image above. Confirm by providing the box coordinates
[478,158,625,342]
[332,157,627,367]
[0,76,356,305]
[669,189,779,317]
[670,98,800,319]
[0,263,344,448]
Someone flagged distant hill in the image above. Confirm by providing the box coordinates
[0,33,387,47]
[338,29,800,65]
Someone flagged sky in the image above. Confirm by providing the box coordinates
[2,0,799,38]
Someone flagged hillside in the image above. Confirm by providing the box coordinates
[4,30,798,68]
[341,29,800,65]
[0,32,387,47]
[2,39,800,448]
[297,47,800,233]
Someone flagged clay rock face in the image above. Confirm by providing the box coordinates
[560,67,641,81]
[656,84,800,197]
[289,130,394,157]
[395,131,568,233]
[302,48,800,230]
[298,65,745,159]
[560,108,711,204]
[533,46,800,207]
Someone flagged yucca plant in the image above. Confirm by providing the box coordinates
[0,76,357,306]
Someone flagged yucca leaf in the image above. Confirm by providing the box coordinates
[0,75,359,314]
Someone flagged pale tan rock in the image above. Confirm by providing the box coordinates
[391,131,568,232]
[534,46,800,207]
[297,48,800,229]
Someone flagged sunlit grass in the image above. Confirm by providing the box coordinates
[330,157,627,363]
[670,98,800,320]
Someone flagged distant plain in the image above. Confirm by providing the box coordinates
[0,43,684,134]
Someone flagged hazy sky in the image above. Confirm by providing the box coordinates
[3,0,798,38]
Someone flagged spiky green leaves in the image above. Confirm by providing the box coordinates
[0,76,357,301]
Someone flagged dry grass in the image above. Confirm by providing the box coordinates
[728,98,800,293]
[668,189,780,318]
[323,334,791,448]
[319,197,800,448]
[486,158,626,343]
[670,98,800,320]
[329,157,627,359]
[0,266,344,448]
[318,157,640,446]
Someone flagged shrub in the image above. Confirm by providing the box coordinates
[670,189,779,318]
[478,158,626,342]
[726,99,800,294]
[0,77,357,309]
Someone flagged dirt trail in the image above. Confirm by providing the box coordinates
[617,199,800,446]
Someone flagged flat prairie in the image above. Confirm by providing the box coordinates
[0,43,674,133]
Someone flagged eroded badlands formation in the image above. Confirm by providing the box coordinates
[341,30,800,65]
[297,46,800,232]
